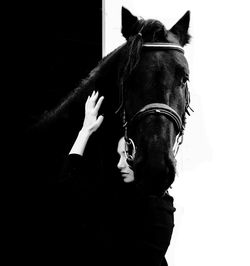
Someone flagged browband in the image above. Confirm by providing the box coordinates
[142,43,184,54]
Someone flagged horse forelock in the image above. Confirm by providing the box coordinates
[118,18,169,84]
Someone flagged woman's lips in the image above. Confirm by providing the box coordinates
[121,172,129,176]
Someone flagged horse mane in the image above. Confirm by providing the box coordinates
[23,43,126,185]
[32,43,125,130]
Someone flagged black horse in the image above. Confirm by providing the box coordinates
[29,6,191,188]
[23,6,192,264]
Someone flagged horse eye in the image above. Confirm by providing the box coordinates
[176,68,189,87]
[180,76,188,86]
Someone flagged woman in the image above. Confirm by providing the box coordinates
[61,90,175,266]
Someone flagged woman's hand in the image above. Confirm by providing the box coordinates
[82,90,104,134]
[69,91,104,155]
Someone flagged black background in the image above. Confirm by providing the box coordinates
[19,3,103,130]
[9,2,103,261]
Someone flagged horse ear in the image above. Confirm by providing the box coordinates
[170,11,191,46]
[121,6,139,40]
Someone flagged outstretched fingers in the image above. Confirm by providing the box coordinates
[94,95,104,113]
[85,91,97,110]
[86,91,104,114]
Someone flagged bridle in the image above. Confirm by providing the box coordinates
[117,42,192,162]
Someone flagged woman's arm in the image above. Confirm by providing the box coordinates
[69,90,104,155]
[59,90,104,183]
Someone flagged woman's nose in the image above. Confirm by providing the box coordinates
[117,157,125,169]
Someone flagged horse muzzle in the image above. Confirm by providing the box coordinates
[133,147,176,195]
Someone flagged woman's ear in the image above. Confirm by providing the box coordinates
[121,6,139,40]
[169,11,191,46]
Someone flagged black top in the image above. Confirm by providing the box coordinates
[47,153,176,266]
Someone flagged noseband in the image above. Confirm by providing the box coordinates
[119,42,191,162]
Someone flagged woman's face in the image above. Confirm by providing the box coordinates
[117,137,135,183]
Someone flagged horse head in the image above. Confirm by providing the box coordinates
[32,7,192,196]
[117,7,192,195]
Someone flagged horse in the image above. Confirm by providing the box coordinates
[27,6,191,193]
[22,6,192,264]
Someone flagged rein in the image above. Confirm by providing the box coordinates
[119,42,191,162]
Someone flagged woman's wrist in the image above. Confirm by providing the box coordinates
[69,128,92,156]
[78,127,92,138]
